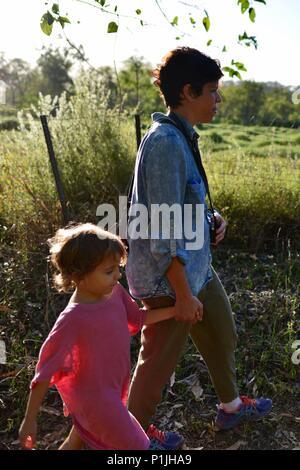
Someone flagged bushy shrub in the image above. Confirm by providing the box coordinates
[0,70,136,248]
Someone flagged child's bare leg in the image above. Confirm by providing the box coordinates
[59,426,84,450]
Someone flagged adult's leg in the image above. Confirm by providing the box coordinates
[190,267,238,403]
[127,297,191,430]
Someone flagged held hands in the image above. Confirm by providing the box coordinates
[19,418,37,449]
[174,294,203,324]
[214,213,227,246]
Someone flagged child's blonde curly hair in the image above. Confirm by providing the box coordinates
[48,223,127,292]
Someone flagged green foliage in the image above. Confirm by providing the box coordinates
[202,11,210,32]
[0,48,75,109]
[117,56,164,115]
[223,67,242,80]
[40,12,55,36]
[248,7,256,22]
[171,16,179,26]
[223,59,247,79]
[37,47,74,98]
[0,70,135,248]
[40,4,70,36]
[238,31,258,49]
[218,81,300,127]
[39,1,267,78]
[107,21,118,33]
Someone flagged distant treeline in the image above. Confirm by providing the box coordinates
[0,49,299,128]
[217,80,300,128]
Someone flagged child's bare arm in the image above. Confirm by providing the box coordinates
[19,380,50,449]
[144,306,176,325]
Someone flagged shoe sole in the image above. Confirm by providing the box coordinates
[216,408,272,430]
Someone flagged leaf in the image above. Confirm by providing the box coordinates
[107,21,118,33]
[170,372,175,387]
[191,383,203,400]
[207,39,212,46]
[100,0,106,6]
[171,16,178,26]
[222,66,233,74]
[232,61,247,71]
[190,17,196,25]
[0,305,12,313]
[238,31,258,49]
[51,3,59,15]
[0,340,6,364]
[222,45,227,52]
[202,14,210,32]
[254,0,266,4]
[226,440,247,450]
[58,16,71,29]
[279,413,293,418]
[136,9,142,15]
[40,12,54,36]
[249,7,256,22]
[174,421,184,429]
[238,0,250,14]
[222,66,242,80]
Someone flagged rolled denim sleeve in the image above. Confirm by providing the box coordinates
[143,132,189,275]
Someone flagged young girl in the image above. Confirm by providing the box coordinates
[18,223,177,450]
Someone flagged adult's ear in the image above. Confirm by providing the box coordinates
[181,83,197,102]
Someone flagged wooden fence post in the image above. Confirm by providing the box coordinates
[40,115,70,225]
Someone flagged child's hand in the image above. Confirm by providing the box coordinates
[19,418,37,449]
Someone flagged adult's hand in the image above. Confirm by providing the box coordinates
[175,294,203,324]
[214,213,227,245]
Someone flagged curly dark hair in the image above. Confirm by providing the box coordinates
[152,46,223,107]
[48,223,126,292]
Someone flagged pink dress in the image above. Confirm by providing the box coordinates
[31,283,149,450]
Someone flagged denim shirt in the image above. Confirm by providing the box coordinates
[125,112,212,299]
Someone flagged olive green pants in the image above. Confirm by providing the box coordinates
[127,267,238,429]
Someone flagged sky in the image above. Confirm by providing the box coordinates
[0,0,300,87]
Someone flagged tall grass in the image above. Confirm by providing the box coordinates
[200,124,300,251]
[0,70,136,250]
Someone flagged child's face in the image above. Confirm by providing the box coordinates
[77,254,122,300]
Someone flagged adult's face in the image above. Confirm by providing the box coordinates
[192,80,222,123]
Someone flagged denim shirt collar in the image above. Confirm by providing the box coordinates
[152,111,199,144]
[167,111,199,143]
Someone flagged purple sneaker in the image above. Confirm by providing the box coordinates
[216,395,273,430]
[147,424,184,450]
